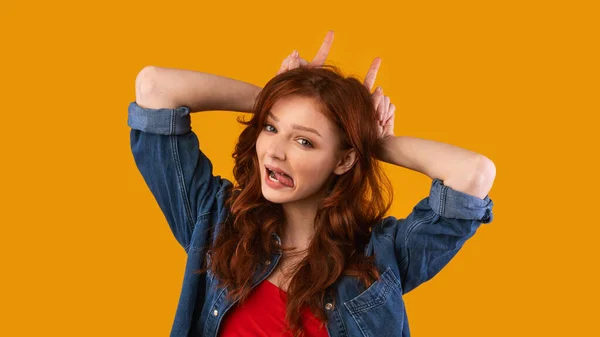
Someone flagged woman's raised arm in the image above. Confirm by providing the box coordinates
[135,65,262,112]
[128,65,261,252]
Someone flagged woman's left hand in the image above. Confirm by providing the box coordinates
[276,30,335,75]
[363,57,396,141]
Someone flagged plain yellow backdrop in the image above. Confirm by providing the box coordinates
[0,0,598,336]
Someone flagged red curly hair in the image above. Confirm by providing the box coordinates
[197,65,394,337]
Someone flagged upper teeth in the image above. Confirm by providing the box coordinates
[269,168,285,176]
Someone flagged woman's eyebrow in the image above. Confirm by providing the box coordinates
[268,111,322,138]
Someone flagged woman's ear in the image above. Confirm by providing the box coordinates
[333,148,358,175]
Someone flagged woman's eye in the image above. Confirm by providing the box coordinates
[263,124,312,148]
[297,139,313,148]
[263,124,276,132]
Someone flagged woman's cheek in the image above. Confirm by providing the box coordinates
[303,160,329,184]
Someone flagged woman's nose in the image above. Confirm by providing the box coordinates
[266,141,286,161]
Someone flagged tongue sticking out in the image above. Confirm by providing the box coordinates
[273,171,294,187]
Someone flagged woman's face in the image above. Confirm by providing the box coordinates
[256,95,345,205]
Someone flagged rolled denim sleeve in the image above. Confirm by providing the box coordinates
[127,101,192,135]
[128,101,224,252]
[389,178,494,294]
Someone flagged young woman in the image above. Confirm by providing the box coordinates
[128,31,495,337]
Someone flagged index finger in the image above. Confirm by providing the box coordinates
[310,30,335,66]
[363,57,381,91]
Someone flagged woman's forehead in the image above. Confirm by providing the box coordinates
[269,96,328,125]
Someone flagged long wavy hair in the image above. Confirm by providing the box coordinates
[196,64,394,337]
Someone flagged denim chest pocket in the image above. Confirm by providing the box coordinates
[343,267,405,336]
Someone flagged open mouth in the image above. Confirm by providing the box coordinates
[265,166,294,188]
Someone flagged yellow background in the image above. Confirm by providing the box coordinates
[1,0,598,336]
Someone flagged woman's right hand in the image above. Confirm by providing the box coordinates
[276,30,335,75]
[362,57,396,141]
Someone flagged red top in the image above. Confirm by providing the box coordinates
[218,279,329,337]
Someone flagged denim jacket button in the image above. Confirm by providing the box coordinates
[265,260,271,265]
[325,302,334,310]
[212,309,219,316]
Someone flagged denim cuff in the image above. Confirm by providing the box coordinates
[127,101,192,135]
[428,178,494,223]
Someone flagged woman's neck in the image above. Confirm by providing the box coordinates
[279,181,331,252]
[281,198,320,252]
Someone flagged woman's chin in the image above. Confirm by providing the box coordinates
[261,184,295,204]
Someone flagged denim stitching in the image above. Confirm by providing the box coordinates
[399,256,408,270]
[344,268,395,313]
[203,286,228,337]
[333,307,349,337]
[404,211,435,245]
[439,183,448,218]
[401,211,435,285]
[169,110,195,235]
[169,107,175,135]
[382,234,394,243]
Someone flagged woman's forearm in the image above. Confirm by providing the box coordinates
[375,135,494,197]
[136,66,262,112]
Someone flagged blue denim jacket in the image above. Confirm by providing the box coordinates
[127,101,495,337]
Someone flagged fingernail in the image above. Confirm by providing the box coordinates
[377,87,382,93]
